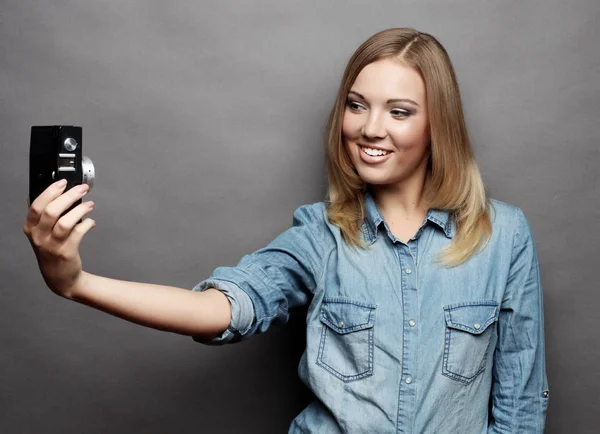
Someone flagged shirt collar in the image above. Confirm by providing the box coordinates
[361,188,454,244]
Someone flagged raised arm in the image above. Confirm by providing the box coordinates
[69,272,231,339]
[23,179,231,340]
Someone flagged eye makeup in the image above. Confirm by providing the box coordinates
[346,98,413,118]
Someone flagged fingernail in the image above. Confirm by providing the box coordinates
[56,179,67,188]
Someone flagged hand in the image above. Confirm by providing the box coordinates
[23,180,96,298]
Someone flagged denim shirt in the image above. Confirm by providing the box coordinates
[192,190,550,433]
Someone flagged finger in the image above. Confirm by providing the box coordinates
[26,180,69,226]
[63,217,96,253]
[37,184,90,234]
[52,201,95,240]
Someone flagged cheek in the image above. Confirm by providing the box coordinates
[341,112,359,138]
[392,119,430,146]
[343,136,355,159]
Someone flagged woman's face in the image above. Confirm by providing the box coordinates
[342,58,430,190]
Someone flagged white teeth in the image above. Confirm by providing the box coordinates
[361,146,390,157]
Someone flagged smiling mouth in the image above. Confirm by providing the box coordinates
[360,145,391,157]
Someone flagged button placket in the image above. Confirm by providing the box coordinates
[396,242,419,430]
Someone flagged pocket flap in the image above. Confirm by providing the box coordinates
[320,298,376,334]
[443,301,499,334]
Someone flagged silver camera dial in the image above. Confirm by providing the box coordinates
[82,156,95,190]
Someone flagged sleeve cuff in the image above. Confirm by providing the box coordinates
[190,278,255,345]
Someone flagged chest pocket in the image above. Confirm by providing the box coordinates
[317,298,377,382]
[442,301,499,384]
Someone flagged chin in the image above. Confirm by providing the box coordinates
[355,170,395,186]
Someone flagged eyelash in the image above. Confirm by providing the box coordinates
[346,100,412,117]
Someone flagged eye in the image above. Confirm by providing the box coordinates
[345,100,364,112]
[391,109,411,118]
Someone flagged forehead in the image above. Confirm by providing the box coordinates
[351,58,425,103]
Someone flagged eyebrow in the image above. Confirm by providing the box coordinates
[348,90,420,107]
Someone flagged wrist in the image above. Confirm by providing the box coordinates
[66,271,91,301]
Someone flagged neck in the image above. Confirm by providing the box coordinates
[368,163,430,221]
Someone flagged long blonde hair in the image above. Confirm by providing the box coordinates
[325,28,492,267]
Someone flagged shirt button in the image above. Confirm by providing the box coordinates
[474,323,481,330]
[408,319,416,327]
[542,390,549,398]
[338,321,344,328]
[405,268,412,274]
[405,376,412,384]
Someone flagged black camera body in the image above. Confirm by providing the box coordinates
[29,125,95,219]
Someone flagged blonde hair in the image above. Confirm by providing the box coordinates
[325,28,492,267]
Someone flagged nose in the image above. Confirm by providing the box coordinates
[361,109,386,139]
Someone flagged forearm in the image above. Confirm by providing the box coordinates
[67,271,231,338]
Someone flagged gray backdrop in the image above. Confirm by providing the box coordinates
[2,1,598,433]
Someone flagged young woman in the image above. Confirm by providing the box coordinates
[24,28,549,433]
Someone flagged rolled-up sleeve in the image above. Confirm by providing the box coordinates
[191,279,255,345]
[191,203,325,345]
[488,208,550,433]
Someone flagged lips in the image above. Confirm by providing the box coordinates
[359,143,393,153]
[358,144,393,164]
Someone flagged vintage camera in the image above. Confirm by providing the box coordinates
[29,125,95,220]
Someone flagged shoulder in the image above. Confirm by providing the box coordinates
[289,201,331,243]
[292,201,327,225]
[487,198,533,241]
